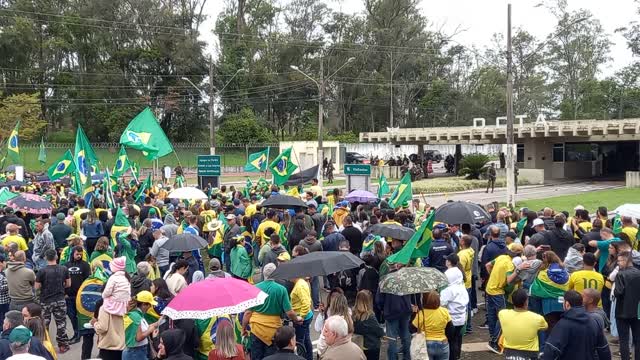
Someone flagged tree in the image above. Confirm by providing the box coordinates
[218,108,273,144]
[0,93,47,141]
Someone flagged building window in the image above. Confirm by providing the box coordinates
[565,143,595,162]
[553,143,564,162]
[516,144,524,163]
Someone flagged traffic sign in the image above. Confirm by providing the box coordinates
[197,155,221,176]
[344,164,371,176]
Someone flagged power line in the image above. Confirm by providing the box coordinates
[0,67,297,78]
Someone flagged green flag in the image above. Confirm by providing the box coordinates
[388,172,412,208]
[612,214,623,234]
[38,137,46,165]
[378,174,390,198]
[130,162,140,182]
[516,217,528,240]
[47,150,76,181]
[244,148,270,172]
[134,174,153,202]
[386,210,435,264]
[257,177,270,191]
[244,178,253,198]
[7,121,19,164]
[103,169,116,209]
[269,147,298,185]
[120,107,174,160]
[74,126,98,202]
[112,146,131,177]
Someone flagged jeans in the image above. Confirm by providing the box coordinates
[159,265,170,277]
[310,277,320,309]
[34,258,47,271]
[426,341,450,360]
[294,317,313,360]
[122,346,147,360]
[223,250,232,272]
[0,303,8,326]
[449,325,464,360]
[486,294,505,345]
[469,275,478,309]
[466,288,473,332]
[364,348,380,360]
[250,333,275,360]
[617,317,640,360]
[611,298,618,337]
[99,349,123,360]
[81,332,94,359]
[386,313,412,360]
[66,297,78,338]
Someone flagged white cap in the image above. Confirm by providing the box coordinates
[225,214,236,220]
[532,218,545,227]
[574,205,585,211]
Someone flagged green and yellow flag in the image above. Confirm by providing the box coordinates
[269,147,298,185]
[7,121,19,164]
[120,107,174,160]
[378,174,390,198]
[388,172,412,208]
[612,214,623,234]
[112,146,131,177]
[244,148,270,172]
[134,174,152,202]
[386,210,435,264]
[47,150,76,181]
[38,137,46,165]
[74,126,98,202]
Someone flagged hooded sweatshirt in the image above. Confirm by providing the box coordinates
[564,247,584,273]
[262,244,287,267]
[5,261,35,302]
[160,328,193,360]
[299,236,323,253]
[542,306,611,360]
[440,267,469,326]
[130,272,152,296]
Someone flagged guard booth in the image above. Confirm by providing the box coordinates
[344,164,371,192]
[197,155,221,189]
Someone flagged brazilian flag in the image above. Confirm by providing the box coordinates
[76,268,108,331]
[47,150,76,181]
[244,148,269,172]
[268,147,298,186]
[7,121,19,164]
[112,146,131,177]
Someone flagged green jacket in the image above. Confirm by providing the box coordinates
[230,245,252,279]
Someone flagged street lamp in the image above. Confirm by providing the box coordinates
[290,56,355,186]
[182,67,246,155]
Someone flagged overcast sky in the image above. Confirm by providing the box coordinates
[201,0,638,77]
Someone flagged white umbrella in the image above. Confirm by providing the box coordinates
[168,187,208,200]
[614,204,640,219]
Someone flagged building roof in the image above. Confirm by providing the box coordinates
[360,118,640,144]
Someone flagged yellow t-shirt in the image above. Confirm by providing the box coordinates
[622,227,639,249]
[245,204,257,218]
[308,185,322,198]
[255,220,281,247]
[290,279,311,318]
[568,269,604,306]
[412,307,451,341]
[2,235,27,251]
[73,208,89,234]
[498,309,548,351]
[458,248,474,289]
[486,254,515,296]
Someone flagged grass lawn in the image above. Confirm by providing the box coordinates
[412,176,529,194]
[515,187,640,212]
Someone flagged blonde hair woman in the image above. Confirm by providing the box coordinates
[208,320,244,360]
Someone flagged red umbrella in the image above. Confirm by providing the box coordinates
[161,277,267,320]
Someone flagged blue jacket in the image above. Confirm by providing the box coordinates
[375,290,412,321]
[323,232,345,252]
[424,239,454,272]
[542,306,611,360]
[480,239,507,278]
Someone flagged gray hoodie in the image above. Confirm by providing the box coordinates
[5,261,35,302]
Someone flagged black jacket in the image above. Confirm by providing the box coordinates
[426,239,454,272]
[342,226,363,255]
[354,314,384,350]
[548,228,574,261]
[581,229,602,253]
[542,306,611,360]
[614,266,640,319]
[263,349,305,360]
[0,327,54,360]
[159,328,194,360]
[130,272,152,296]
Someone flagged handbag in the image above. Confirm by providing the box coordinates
[410,311,429,359]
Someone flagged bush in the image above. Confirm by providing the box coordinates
[218,108,274,144]
[458,154,490,179]
[412,177,529,194]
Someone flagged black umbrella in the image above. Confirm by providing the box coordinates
[162,233,208,252]
[6,193,52,215]
[368,223,415,241]
[434,201,491,224]
[0,180,25,188]
[261,194,307,209]
[270,251,363,280]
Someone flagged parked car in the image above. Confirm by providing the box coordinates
[345,152,368,164]
[408,150,443,163]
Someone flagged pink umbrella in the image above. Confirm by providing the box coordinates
[161,277,268,319]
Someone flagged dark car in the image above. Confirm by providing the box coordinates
[409,150,443,163]
[345,152,368,164]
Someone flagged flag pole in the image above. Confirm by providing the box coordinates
[263,146,270,181]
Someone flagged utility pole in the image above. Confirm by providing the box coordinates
[506,4,515,207]
[318,56,325,187]
[208,54,216,155]
[389,51,394,128]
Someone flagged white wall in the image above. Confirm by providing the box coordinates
[345,143,503,158]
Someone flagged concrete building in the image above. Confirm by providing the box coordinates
[279,141,342,174]
[360,117,640,181]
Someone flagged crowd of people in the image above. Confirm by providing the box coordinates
[0,173,635,360]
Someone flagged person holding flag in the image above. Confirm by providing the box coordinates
[269,147,298,186]
[244,148,269,172]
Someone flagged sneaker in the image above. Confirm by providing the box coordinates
[59,345,70,354]
[486,343,502,355]
[478,323,489,329]
[83,323,94,329]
